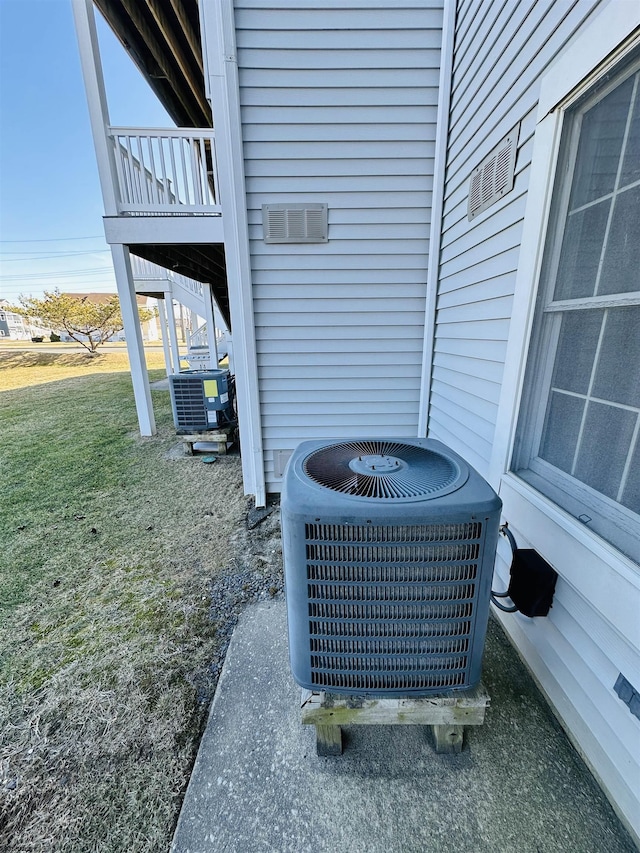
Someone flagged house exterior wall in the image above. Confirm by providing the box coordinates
[234,0,444,490]
[0,305,29,339]
[427,0,640,842]
[429,0,600,474]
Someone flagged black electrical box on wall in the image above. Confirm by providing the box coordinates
[506,548,558,617]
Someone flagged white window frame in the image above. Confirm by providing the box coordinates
[489,2,640,641]
[515,56,640,560]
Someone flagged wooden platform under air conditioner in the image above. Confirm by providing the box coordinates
[301,683,490,756]
[179,425,236,456]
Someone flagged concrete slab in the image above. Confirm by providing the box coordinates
[171,601,635,853]
[150,377,170,390]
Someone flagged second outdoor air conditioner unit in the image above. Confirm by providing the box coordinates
[282,438,502,696]
[168,369,234,432]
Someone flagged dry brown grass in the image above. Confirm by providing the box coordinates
[0,351,281,852]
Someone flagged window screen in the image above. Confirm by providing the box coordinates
[513,54,640,563]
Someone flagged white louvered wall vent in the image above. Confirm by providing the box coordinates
[262,203,328,244]
[468,125,520,220]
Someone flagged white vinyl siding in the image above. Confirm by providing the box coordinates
[429,0,602,476]
[427,0,640,843]
[235,0,443,490]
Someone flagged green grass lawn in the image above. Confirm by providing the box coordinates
[3,355,156,609]
[0,350,247,852]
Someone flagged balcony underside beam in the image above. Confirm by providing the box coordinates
[103,214,223,245]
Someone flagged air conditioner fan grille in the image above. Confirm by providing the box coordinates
[302,440,460,499]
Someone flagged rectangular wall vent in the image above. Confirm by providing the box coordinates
[262,203,328,243]
[468,124,520,220]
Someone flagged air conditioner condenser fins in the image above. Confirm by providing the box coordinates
[282,438,502,697]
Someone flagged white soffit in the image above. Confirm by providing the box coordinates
[468,124,520,220]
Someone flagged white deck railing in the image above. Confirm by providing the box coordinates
[108,127,221,215]
[131,257,205,300]
[130,256,168,280]
[171,271,205,301]
[187,323,209,350]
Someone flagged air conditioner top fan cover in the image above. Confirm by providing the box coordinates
[282,438,502,697]
[300,439,469,502]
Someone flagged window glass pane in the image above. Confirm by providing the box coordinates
[569,74,633,208]
[598,185,640,295]
[620,75,640,187]
[514,57,640,559]
[551,309,603,395]
[539,391,584,473]
[621,434,640,514]
[553,200,610,300]
[573,401,637,500]
[592,306,640,407]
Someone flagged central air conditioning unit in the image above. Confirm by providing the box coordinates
[168,369,234,432]
[282,438,502,696]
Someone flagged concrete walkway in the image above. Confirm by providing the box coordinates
[149,377,170,390]
[171,601,635,853]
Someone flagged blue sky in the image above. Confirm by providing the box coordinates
[0,0,172,304]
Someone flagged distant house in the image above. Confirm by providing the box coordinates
[72,0,640,843]
[0,300,29,339]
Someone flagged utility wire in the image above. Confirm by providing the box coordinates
[0,235,104,243]
[0,283,114,296]
[1,284,117,295]
[0,251,110,261]
[1,267,114,281]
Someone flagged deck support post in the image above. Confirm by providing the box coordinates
[110,244,155,436]
[166,292,182,374]
[202,285,220,369]
[158,297,174,376]
[73,0,153,437]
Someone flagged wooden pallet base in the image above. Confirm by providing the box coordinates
[301,683,490,756]
[180,426,234,456]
